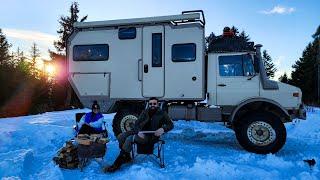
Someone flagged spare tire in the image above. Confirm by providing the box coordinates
[112,110,139,137]
[234,112,286,154]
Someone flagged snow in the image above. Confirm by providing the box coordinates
[0,107,319,179]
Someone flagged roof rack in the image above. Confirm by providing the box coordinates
[74,10,205,29]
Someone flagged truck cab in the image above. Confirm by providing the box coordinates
[206,33,305,122]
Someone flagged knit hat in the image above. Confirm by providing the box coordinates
[92,100,100,110]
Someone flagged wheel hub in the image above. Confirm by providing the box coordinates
[120,115,138,133]
[247,121,276,146]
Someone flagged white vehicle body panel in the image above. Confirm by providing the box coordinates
[260,82,301,109]
[68,13,205,103]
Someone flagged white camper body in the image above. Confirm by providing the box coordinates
[68,11,306,154]
[67,12,205,110]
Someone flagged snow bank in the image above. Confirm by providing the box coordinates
[0,108,319,179]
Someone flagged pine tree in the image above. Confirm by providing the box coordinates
[278,73,289,83]
[0,28,11,65]
[54,2,87,53]
[30,43,40,67]
[312,25,320,39]
[51,2,87,108]
[290,41,318,104]
[205,32,215,51]
[231,26,239,36]
[239,31,250,42]
[312,25,320,104]
[30,43,41,76]
[262,50,277,78]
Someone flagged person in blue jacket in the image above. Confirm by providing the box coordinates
[77,101,105,135]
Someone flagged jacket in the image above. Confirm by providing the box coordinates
[78,112,105,132]
[133,108,174,134]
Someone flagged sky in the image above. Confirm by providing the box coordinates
[0,0,319,79]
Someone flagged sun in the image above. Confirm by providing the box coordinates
[45,64,55,76]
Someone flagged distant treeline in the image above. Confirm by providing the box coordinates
[0,2,85,117]
[283,26,320,105]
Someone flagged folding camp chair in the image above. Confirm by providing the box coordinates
[129,101,166,168]
[131,138,165,168]
[74,113,108,171]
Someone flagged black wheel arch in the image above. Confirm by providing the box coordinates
[110,100,146,114]
[231,98,291,128]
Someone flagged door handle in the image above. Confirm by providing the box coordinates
[217,84,226,87]
[144,64,148,73]
[138,59,142,81]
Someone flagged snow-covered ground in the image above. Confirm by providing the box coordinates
[0,107,319,179]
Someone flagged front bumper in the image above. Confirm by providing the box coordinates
[290,104,307,120]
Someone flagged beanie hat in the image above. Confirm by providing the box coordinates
[92,100,100,110]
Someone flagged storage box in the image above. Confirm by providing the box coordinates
[196,107,221,122]
[168,105,196,120]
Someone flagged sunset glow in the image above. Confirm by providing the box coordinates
[45,64,55,76]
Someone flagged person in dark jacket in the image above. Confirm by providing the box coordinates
[77,101,105,135]
[104,97,174,172]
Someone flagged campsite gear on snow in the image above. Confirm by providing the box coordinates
[53,134,109,171]
[53,140,79,169]
[76,134,110,171]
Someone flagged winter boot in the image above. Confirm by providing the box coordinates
[103,151,131,172]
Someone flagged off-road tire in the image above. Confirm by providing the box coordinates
[112,110,139,137]
[234,112,286,154]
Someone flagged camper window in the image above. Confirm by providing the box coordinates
[73,44,109,61]
[152,33,162,67]
[119,27,136,39]
[172,43,196,62]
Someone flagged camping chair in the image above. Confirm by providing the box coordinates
[130,101,167,168]
[74,112,109,171]
[131,136,165,168]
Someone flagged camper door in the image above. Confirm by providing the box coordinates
[142,26,165,97]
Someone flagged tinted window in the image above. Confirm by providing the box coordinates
[219,55,255,76]
[73,44,109,61]
[172,43,196,62]
[152,33,162,67]
[119,27,136,39]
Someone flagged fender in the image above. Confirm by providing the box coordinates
[230,97,290,123]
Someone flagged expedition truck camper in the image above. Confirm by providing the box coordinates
[67,10,306,154]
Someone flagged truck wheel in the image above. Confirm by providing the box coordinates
[112,111,138,137]
[234,112,286,154]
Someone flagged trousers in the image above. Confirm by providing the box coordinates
[117,131,152,153]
